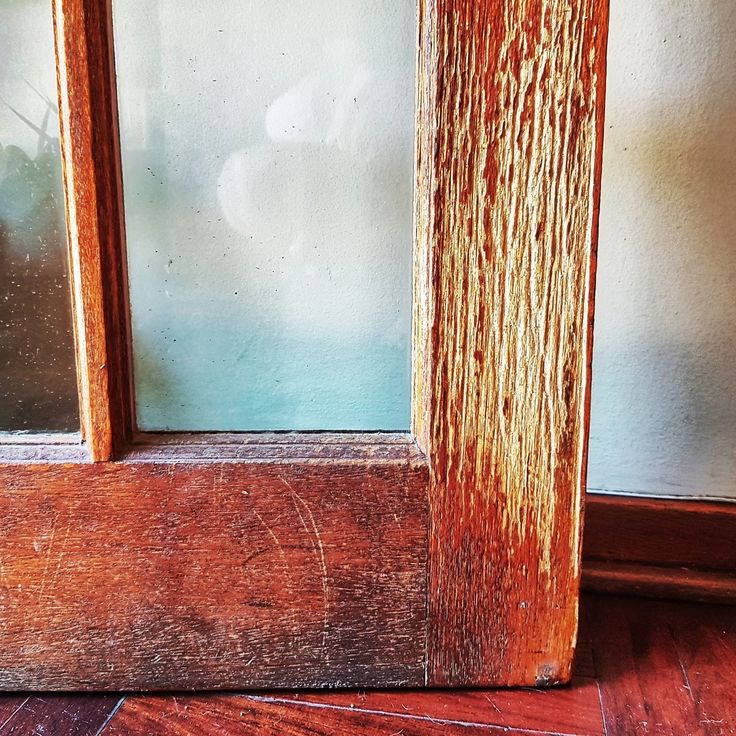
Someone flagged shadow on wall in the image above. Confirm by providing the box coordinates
[589,0,736,498]
[0,97,78,432]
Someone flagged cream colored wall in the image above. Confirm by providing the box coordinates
[588,0,736,499]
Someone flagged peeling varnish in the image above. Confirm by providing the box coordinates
[415,0,609,683]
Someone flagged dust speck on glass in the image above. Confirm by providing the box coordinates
[113,1,415,431]
[0,0,78,433]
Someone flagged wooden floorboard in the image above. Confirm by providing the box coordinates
[666,600,736,734]
[589,596,736,736]
[0,695,121,736]
[104,695,568,735]
[1,594,735,735]
[0,698,28,730]
[256,680,604,736]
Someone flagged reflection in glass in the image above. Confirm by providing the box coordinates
[0,0,78,432]
[114,1,415,431]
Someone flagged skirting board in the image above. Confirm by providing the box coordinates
[582,493,736,604]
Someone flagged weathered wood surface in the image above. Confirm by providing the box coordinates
[414,0,610,684]
[0,454,427,689]
[15,0,614,691]
[3,594,736,735]
[53,0,131,460]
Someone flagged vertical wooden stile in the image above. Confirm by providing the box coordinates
[414,0,610,685]
[53,0,130,460]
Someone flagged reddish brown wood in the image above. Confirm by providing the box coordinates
[584,494,736,573]
[0,696,121,736]
[588,595,736,736]
[264,679,604,736]
[3,596,735,734]
[0,0,612,691]
[0,698,28,728]
[53,0,131,460]
[105,696,526,736]
[583,562,736,604]
[583,494,736,603]
[666,601,736,732]
[0,449,427,690]
[414,0,610,685]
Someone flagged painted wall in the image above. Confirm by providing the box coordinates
[588,0,736,499]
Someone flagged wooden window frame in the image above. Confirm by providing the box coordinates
[0,0,609,689]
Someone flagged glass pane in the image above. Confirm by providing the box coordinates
[0,0,78,432]
[113,1,415,431]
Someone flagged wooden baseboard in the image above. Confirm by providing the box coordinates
[583,562,736,604]
[582,493,736,603]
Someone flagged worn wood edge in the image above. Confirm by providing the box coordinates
[415,0,610,686]
[0,435,426,465]
[53,0,132,460]
[583,493,736,573]
[0,432,82,446]
[0,433,86,462]
[0,445,89,463]
[134,432,416,446]
[582,562,736,604]
[124,436,427,464]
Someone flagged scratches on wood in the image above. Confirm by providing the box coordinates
[286,481,330,659]
[414,0,610,685]
[0,695,122,736]
[105,695,513,736]
[0,454,427,690]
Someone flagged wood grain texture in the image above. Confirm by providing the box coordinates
[414,0,610,685]
[105,695,535,736]
[589,595,736,736]
[264,678,604,736]
[666,601,736,735]
[0,698,28,729]
[0,452,427,690]
[3,594,735,735]
[53,0,131,460]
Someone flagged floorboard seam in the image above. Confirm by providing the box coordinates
[243,694,596,736]
[0,697,31,733]
[94,695,127,736]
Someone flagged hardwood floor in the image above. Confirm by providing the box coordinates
[0,594,733,735]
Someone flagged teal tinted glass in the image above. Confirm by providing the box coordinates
[114,1,415,431]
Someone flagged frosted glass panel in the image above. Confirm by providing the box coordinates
[114,1,415,431]
[0,0,78,432]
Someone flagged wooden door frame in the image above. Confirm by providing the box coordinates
[0,0,609,689]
